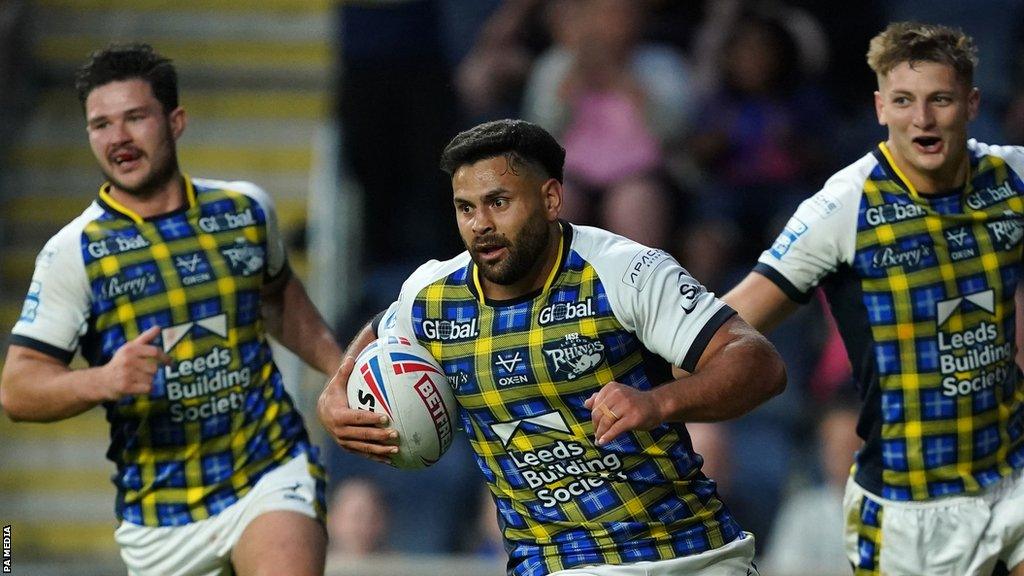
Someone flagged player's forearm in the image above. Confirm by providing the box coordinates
[1,350,107,422]
[264,276,342,374]
[653,328,786,422]
[722,272,800,334]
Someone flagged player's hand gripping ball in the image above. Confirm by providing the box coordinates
[347,336,457,469]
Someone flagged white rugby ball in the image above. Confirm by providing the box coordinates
[347,336,458,469]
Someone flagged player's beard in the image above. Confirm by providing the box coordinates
[471,215,551,286]
[103,127,180,199]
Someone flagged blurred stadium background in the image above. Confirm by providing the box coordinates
[1,1,1021,575]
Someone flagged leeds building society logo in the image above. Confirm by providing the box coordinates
[489,410,626,508]
[935,289,1013,398]
[159,313,253,423]
[542,333,605,381]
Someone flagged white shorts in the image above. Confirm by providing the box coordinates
[548,532,758,576]
[843,469,1024,576]
[114,453,320,576]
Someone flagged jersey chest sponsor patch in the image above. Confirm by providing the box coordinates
[542,333,606,381]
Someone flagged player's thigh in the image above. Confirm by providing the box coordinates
[231,509,326,576]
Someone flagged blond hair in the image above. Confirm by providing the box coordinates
[866,22,977,85]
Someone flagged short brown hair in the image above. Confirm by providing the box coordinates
[866,22,977,85]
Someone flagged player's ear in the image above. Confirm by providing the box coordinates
[967,87,980,122]
[169,107,187,140]
[874,91,886,126]
[541,178,562,220]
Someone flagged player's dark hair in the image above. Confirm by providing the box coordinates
[439,119,566,183]
[867,22,977,85]
[75,43,178,114]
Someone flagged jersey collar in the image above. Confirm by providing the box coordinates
[875,142,972,200]
[97,173,197,224]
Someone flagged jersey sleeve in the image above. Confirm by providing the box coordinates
[583,230,735,372]
[10,226,92,363]
[754,173,862,303]
[375,256,470,341]
[230,181,287,278]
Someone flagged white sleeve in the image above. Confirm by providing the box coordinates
[974,141,1024,183]
[229,181,286,278]
[10,226,92,361]
[374,256,470,341]
[755,171,863,302]
[581,229,734,371]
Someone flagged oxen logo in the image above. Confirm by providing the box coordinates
[175,252,213,286]
[494,349,531,387]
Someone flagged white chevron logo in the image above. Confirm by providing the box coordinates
[161,313,228,352]
[936,289,995,326]
[489,410,571,447]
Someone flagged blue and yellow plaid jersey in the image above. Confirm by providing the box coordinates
[378,223,744,576]
[756,140,1024,501]
[10,176,325,527]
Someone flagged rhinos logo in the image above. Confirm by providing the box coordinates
[542,333,605,381]
[986,214,1024,251]
[220,239,265,276]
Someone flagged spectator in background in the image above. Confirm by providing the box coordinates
[684,12,836,289]
[326,478,389,558]
[522,0,694,249]
[455,0,550,124]
[764,392,861,575]
[334,0,463,307]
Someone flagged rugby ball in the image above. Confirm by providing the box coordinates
[347,336,457,469]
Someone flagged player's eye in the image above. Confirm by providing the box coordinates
[493,198,507,208]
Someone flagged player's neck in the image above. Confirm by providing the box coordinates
[480,223,562,301]
[890,145,970,196]
[107,171,187,219]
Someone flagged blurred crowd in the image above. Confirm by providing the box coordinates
[328,0,1024,570]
